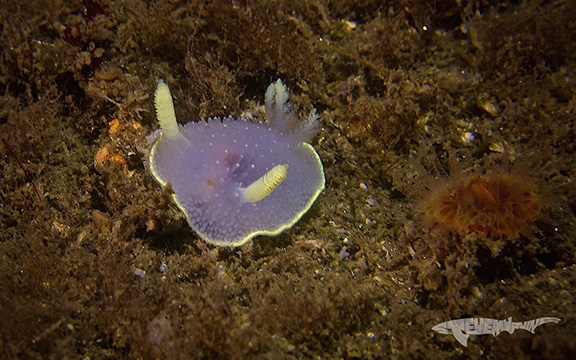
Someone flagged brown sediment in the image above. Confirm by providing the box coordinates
[0,1,575,359]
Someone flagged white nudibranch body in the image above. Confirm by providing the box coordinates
[148,79,324,246]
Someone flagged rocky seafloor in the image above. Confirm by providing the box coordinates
[1,1,575,359]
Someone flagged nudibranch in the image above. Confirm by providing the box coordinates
[148,79,325,246]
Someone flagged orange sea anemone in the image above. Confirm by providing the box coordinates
[424,173,541,239]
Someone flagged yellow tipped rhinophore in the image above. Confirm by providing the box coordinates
[242,164,288,202]
[154,79,181,141]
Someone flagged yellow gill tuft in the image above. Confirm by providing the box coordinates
[242,164,288,202]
